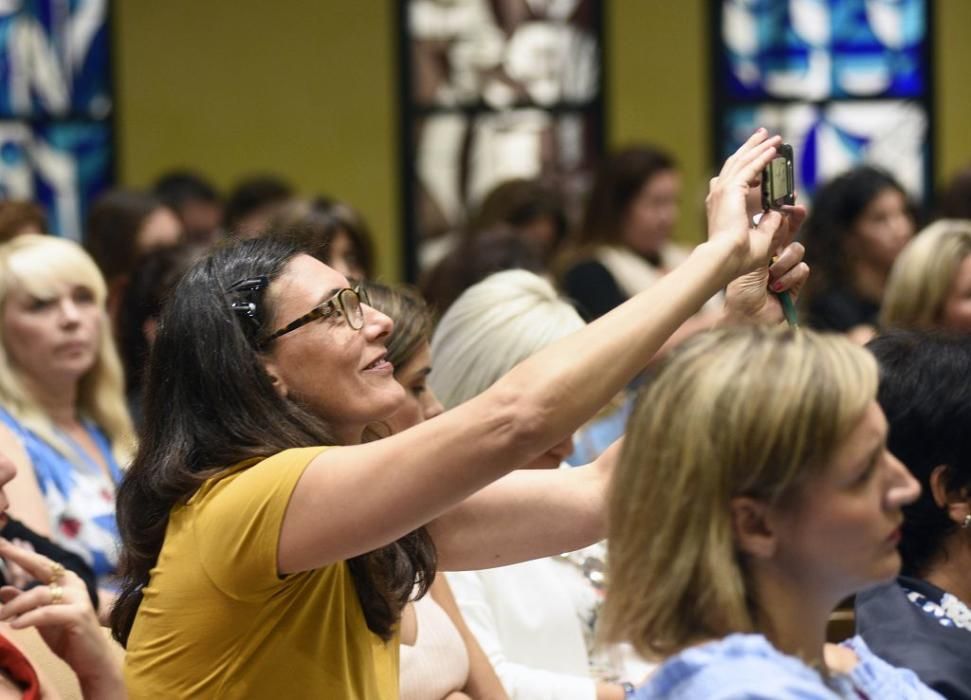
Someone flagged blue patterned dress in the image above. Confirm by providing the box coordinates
[0,406,122,587]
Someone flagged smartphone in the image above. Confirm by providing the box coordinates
[761,143,795,210]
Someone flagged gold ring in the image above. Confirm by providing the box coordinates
[49,583,63,605]
[49,562,65,584]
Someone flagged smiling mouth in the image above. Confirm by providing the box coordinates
[363,354,391,371]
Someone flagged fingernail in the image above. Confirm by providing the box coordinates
[771,281,785,292]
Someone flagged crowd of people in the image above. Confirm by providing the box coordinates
[0,129,967,699]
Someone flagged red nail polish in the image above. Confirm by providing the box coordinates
[772,281,784,293]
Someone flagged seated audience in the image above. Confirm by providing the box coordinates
[855,331,971,699]
[269,196,376,280]
[555,145,685,321]
[430,269,651,699]
[117,243,207,428]
[0,540,123,699]
[800,166,915,338]
[0,235,134,605]
[422,177,568,279]
[84,189,184,321]
[420,225,546,318]
[112,131,801,697]
[601,325,939,699]
[364,280,508,700]
[223,173,294,238]
[936,165,971,221]
[0,446,122,699]
[0,201,46,244]
[153,169,224,246]
[880,219,971,333]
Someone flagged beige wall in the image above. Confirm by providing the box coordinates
[115,1,971,278]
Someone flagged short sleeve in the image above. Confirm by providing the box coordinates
[191,447,328,601]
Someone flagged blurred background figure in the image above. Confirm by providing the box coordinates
[0,201,47,243]
[857,330,971,700]
[936,164,971,221]
[0,235,134,609]
[880,219,971,333]
[153,169,224,246]
[117,243,207,429]
[800,166,916,339]
[420,225,546,318]
[421,177,568,316]
[84,189,184,323]
[556,145,683,321]
[223,173,294,239]
[270,196,376,280]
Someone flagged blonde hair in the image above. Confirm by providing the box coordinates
[880,219,971,330]
[0,234,134,466]
[429,269,585,409]
[600,326,877,659]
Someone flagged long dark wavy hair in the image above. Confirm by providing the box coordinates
[110,237,436,645]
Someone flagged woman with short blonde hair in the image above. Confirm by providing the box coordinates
[880,219,971,332]
[0,234,134,599]
[602,326,938,698]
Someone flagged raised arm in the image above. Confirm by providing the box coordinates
[277,131,787,575]
[428,440,621,571]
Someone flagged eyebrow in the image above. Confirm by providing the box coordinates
[315,287,344,306]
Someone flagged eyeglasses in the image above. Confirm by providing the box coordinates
[260,285,370,347]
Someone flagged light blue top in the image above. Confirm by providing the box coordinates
[0,406,121,586]
[633,633,943,700]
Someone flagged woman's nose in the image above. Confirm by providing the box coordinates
[362,304,393,341]
[58,299,81,326]
[886,451,921,508]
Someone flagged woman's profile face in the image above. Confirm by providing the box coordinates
[621,169,681,259]
[2,278,102,387]
[848,187,914,272]
[769,401,920,599]
[941,253,971,332]
[263,255,404,443]
[385,341,444,434]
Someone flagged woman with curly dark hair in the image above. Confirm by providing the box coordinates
[799,166,915,338]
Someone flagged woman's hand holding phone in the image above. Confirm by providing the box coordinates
[705,128,788,279]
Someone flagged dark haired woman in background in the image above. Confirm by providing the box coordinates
[113,132,803,698]
[269,196,376,280]
[856,331,971,699]
[117,243,205,427]
[84,189,183,323]
[556,146,685,321]
[800,166,915,340]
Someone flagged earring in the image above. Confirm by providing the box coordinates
[964,514,971,529]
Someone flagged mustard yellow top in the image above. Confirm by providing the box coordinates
[123,447,399,699]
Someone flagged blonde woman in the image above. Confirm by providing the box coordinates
[0,235,134,603]
[601,326,940,699]
[429,270,653,700]
[880,219,971,332]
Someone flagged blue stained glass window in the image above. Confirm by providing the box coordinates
[716,0,931,201]
[0,1,112,241]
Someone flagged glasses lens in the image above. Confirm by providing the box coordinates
[342,289,365,330]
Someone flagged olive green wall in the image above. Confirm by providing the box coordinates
[113,1,400,278]
[115,1,971,278]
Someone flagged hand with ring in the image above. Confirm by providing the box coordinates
[0,537,124,699]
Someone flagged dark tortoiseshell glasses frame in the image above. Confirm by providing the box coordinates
[259,286,370,347]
